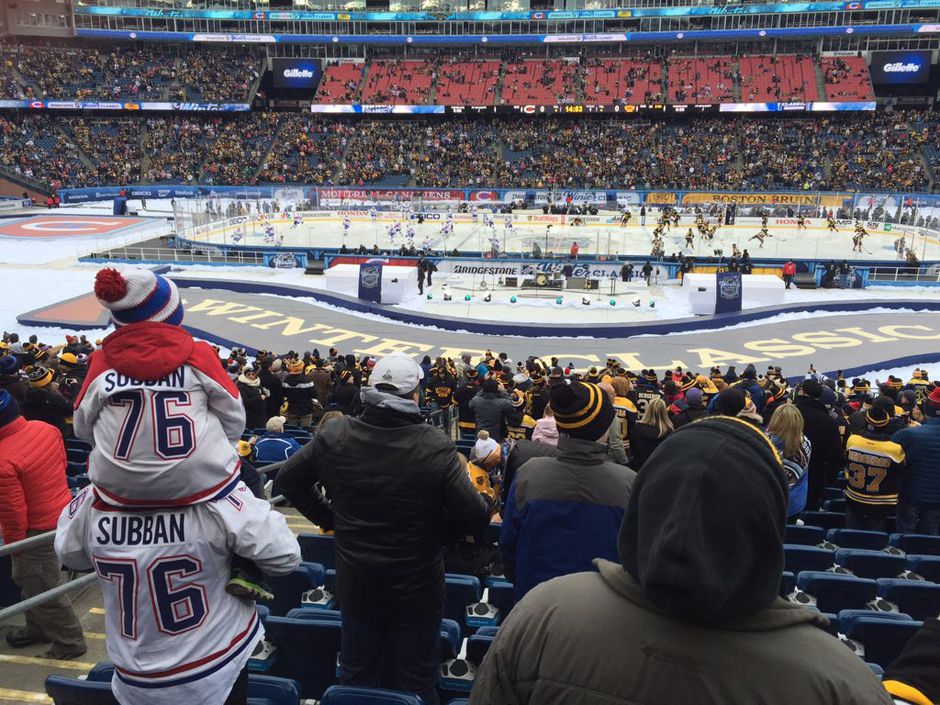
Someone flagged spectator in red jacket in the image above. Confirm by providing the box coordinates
[0,390,86,659]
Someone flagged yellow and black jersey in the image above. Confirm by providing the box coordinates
[634,387,663,417]
[844,433,905,506]
[613,395,638,440]
[506,415,536,441]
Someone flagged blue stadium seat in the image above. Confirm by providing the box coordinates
[837,609,913,637]
[890,533,940,557]
[286,607,341,621]
[784,525,825,546]
[467,634,494,667]
[265,616,342,699]
[822,486,844,501]
[259,562,326,616]
[45,675,119,705]
[827,529,889,551]
[907,555,940,582]
[319,685,422,705]
[795,571,877,612]
[81,666,301,705]
[784,545,834,573]
[474,626,499,638]
[822,498,846,513]
[65,438,93,453]
[444,574,482,627]
[486,582,515,620]
[867,663,884,677]
[298,533,336,570]
[800,511,845,530]
[834,548,905,579]
[779,571,796,597]
[875,578,940,621]
[844,616,923,668]
[66,447,90,465]
[447,701,470,705]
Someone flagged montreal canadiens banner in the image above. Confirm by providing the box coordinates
[358,262,383,302]
[715,271,743,314]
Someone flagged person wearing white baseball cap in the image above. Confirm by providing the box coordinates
[276,351,491,705]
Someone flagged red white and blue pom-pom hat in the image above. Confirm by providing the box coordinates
[94,267,184,327]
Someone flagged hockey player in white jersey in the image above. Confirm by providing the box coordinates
[262,223,275,243]
[343,215,351,239]
[74,268,271,600]
[56,484,300,705]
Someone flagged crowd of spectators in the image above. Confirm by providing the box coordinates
[0,45,262,103]
[0,111,937,192]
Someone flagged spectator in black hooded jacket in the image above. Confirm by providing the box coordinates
[794,378,844,511]
[275,352,489,705]
[283,359,318,427]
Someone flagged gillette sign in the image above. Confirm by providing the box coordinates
[870,51,931,84]
[273,59,321,89]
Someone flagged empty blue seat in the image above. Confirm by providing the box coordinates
[827,529,889,551]
[796,571,877,612]
[66,447,90,465]
[260,562,326,616]
[444,574,482,627]
[265,616,342,699]
[784,545,834,573]
[298,533,336,570]
[45,675,119,705]
[837,609,913,637]
[822,498,846,513]
[907,555,940,582]
[447,701,470,705]
[784,525,825,546]
[467,634,494,667]
[487,582,515,620]
[876,578,940,621]
[834,548,905,580]
[475,626,499,638]
[779,571,796,597]
[800,511,845,530]
[287,607,341,621]
[65,437,93,453]
[891,533,940,557]
[823,486,844,501]
[320,685,422,705]
[844,616,923,668]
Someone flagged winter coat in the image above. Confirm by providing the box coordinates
[332,382,359,415]
[310,368,333,407]
[501,437,635,601]
[22,384,72,437]
[275,387,490,617]
[671,401,706,428]
[531,417,558,446]
[469,562,893,705]
[283,372,317,417]
[469,390,514,441]
[892,418,940,505]
[628,423,672,471]
[237,377,267,431]
[259,368,284,420]
[794,395,844,510]
[0,416,71,543]
[502,438,561,507]
[254,431,302,465]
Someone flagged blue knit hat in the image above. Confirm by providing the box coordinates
[94,268,183,327]
[0,354,19,379]
[0,389,20,428]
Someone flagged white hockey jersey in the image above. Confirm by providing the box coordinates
[55,483,301,705]
[73,323,246,507]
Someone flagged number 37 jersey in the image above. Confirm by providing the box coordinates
[55,484,301,705]
[73,325,246,507]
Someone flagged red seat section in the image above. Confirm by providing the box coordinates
[821,56,874,101]
[313,62,364,104]
[360,60,433,105]
[583,59,664,105]
[666,57,735,105]
[435,60,501,106]
[500,59,578,106]
[739,54,819,103]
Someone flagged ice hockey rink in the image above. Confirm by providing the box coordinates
[178,209,940,263]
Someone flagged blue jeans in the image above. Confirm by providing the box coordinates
[340,611,442,705]
[896,498,940,536]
